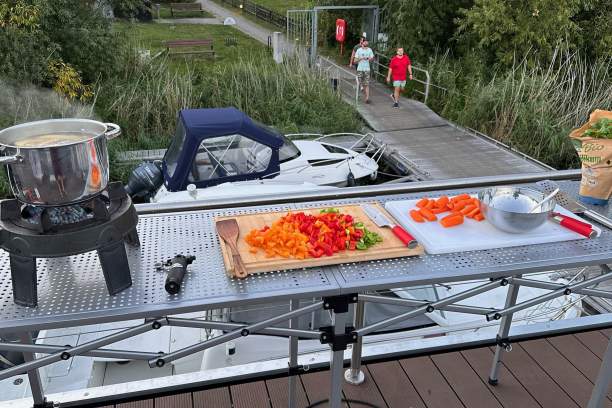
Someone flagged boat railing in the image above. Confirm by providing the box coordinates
[285,132,386,162]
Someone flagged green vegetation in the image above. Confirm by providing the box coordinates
[584,119,612,139]
[248,0,312,14]
[157,7,214,19]
[0,1,361,198]
[115,21,262,63]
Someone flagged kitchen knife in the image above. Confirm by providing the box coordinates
[361,204,418,248]
[550,214,596,239]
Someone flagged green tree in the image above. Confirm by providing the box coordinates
[456,0,582,68]
[381,0,473,60]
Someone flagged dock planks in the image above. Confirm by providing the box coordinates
[91,331,612,408]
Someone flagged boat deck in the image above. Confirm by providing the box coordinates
[95,329,611,408]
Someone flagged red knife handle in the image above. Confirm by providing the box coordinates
[553,212,593,229]
[392,225,418,248]
[552,216,595,238]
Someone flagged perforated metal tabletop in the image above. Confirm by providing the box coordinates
[0,203,341,334]
[0,181,610,334]
[334,181,612,292]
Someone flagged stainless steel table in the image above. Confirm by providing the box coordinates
[0,179,611,408]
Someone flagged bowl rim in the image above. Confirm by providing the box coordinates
[478,186,555,215]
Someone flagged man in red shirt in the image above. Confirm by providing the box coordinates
[386,47,412,108]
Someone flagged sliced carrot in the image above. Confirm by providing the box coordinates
[410,209,425,223]
[440,214,464,228]
[471,198,480,206]
[419,208,437,221]
[453,200,471,211]
[249,247,258,254]
[416,198,430,208]
[466,207,480,218]
[474,213,485,221]
[460,204,477,215]
[435,196,449,208]
[431,206,449,214]
[424,200,436,210]
[451,194,471,203]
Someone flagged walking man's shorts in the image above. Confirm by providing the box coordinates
[358,70,370,86]
[393,80,407,89]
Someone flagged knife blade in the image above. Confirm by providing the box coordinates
[361,204,418,248]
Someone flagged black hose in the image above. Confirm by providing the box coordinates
[306,399,382,408]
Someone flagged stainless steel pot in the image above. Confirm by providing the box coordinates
[0,119,120,206]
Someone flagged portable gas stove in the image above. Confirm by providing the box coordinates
[0,182,139,307]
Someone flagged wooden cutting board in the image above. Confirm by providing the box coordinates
[216,204,423,277]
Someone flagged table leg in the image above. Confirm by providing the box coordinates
[288,299,299,408]
[587,334,612,408]
[329,309,348,408]
[488,278,521,385]
[19,333,48,408]
[345,298,365,385]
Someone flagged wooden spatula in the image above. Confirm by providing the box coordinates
[216,219,248,278]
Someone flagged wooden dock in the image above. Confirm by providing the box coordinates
[93,329,611,408]
[360,83,549,180]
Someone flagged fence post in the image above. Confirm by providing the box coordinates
[272,32,283,64]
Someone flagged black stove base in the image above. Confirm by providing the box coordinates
[1,182,140,307]
[10,230,138,308]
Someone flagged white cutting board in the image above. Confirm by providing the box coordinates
[385,197,601,254]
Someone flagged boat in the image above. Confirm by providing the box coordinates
[125,108,381,203]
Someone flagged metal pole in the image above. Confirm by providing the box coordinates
[488,279,521,385]
[587,334,612,408]
[0,321,161,381]
[329,309,348,408]
[310,9,318,66]
[0,342,160,360]
[344,298,365,385]
[288,299,299,408]
[166,317,320,338]
[154,302,323,366]
[19,333,46,407]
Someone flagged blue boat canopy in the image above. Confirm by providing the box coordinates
[180,108,284,148]
[162,108,284,191]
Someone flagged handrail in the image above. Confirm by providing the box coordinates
[373,52,430,104]
[315,55,359,105]
[135,169,582,214]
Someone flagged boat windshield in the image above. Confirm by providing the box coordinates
[164,120,186,178]
[279,136,300,163]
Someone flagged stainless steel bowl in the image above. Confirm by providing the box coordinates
[478,186,556,234]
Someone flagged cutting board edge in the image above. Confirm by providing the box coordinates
[216,203,424,277]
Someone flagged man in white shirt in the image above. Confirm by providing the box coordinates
[354,39,374,104]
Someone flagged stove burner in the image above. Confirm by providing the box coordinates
[0,182,140,307]
[22,204,93,226]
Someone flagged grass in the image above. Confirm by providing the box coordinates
[114,22,265,66]
[249,0,312,14]
[210,0,282,32]
[157,7,214,19]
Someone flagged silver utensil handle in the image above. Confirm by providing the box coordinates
[0,155,24,165]
[584,209,612,230]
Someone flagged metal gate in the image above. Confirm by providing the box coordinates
[286,9,314,59]
[287,5,379,65]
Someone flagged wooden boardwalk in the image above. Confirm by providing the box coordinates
[93,330,611,408]
[358,82,549,180]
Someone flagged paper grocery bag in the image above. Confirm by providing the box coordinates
[569,109,612,202]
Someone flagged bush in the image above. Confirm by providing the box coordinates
[425,51,612,169]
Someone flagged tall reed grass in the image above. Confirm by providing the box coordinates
[202,55,361,134]
[426,51,612,169]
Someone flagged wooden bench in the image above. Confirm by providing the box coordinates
[165,39,215,57]
[169,2,205,17]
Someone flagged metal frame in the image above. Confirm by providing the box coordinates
[2,176,612,407]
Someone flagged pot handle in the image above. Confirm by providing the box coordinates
[104,123,121,140]
[0,155,24,165]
